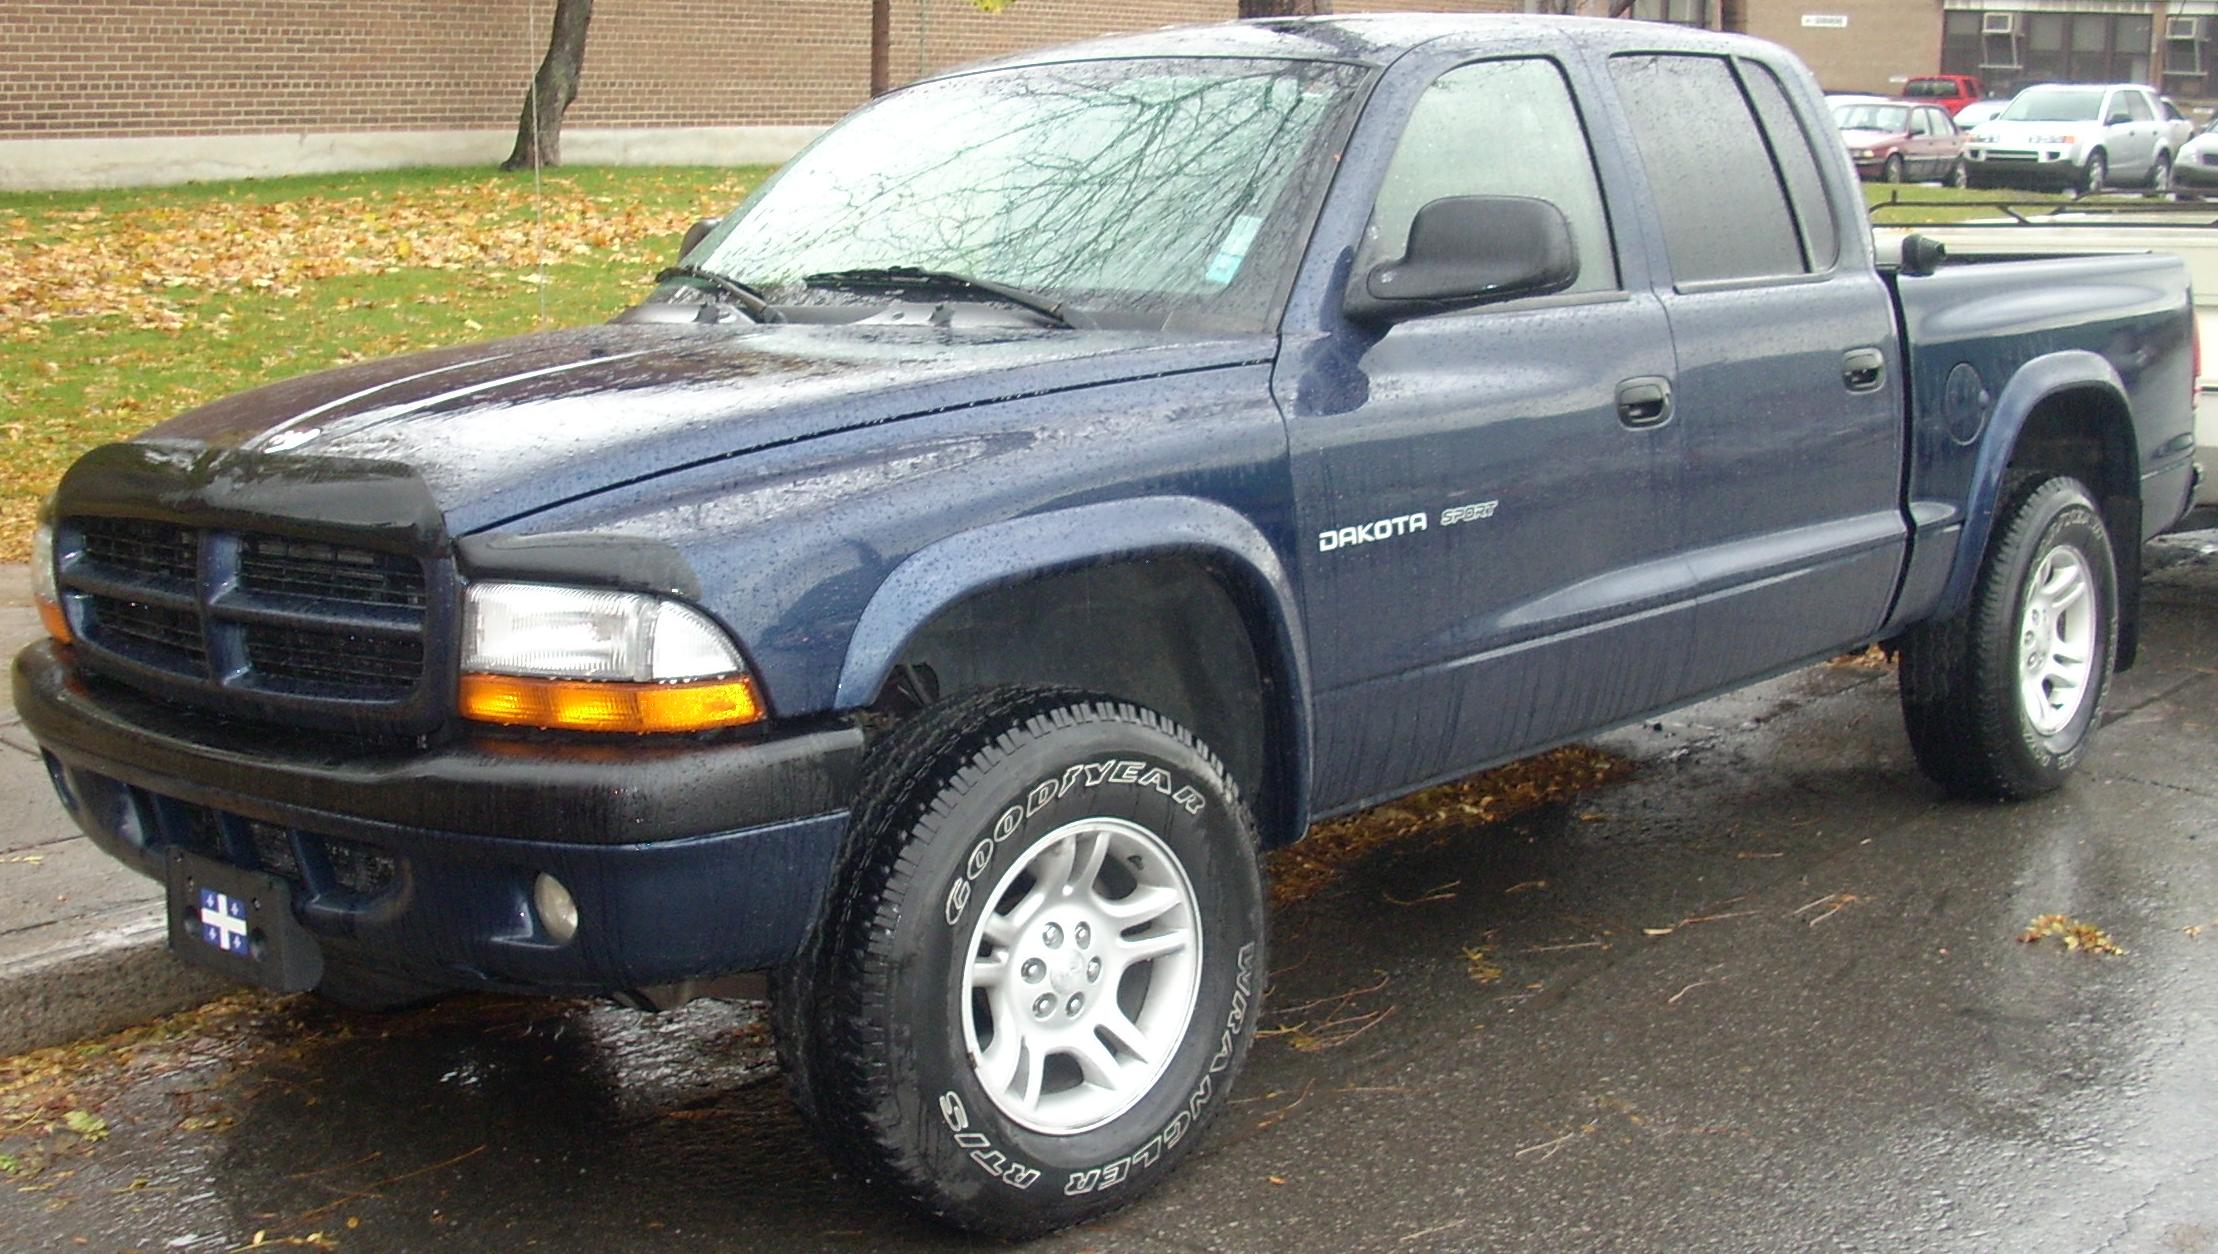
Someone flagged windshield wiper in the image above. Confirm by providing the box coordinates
[803,266,1081,329]
[654,265,775,321]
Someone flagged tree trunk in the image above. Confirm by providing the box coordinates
[1238,0,1332,16]
[870,0,892,97]
[502,0,593,171]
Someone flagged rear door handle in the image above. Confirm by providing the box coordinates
[1615,376,1672,428]
[1843,347,1887,393]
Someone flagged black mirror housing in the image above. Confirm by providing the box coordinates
[679,217,721,261]
[1345,195,1580,324]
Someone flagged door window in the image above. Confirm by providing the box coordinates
[1612,54,1820,284]
[1356,57,1619,295]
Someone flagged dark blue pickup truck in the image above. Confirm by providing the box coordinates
[13,15,2197,1237]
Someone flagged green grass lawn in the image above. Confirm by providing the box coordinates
[0,164,769,559]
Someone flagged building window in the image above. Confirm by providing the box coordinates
[1943,10,2156,97]
[1631,0,1711,28]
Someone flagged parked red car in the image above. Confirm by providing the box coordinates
[1905,74,1984,118]
[1837,100,1971,185]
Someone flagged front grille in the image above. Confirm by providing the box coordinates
[240,535,426,609]
[136,787,400,902]
[84,597,209,674]
[59,515,444,727]
[82,517,196,584]
[243,623,425,696]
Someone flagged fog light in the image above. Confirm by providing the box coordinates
[534,873,579,944]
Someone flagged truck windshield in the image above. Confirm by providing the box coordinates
[687,57,1367,332]
[1903,79,1955,98]
[2001,87,2104,122]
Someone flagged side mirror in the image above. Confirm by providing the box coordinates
[1345,195,1579,324]
[679,217,721,261]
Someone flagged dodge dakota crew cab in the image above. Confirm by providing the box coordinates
[14,16,2196,1238]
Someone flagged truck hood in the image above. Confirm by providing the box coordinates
[145,321,1270,534]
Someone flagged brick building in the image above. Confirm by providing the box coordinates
[12,0,2172,192]
[0,0,1512,190]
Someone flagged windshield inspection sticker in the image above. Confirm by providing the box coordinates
[1204,214,1264,287]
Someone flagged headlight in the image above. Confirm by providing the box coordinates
[31,499,69,644]
[1852,149,1876,160]
[458,581,762,732]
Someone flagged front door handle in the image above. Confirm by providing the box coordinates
[1843,347,1887,393]
[1615,376,1673,428]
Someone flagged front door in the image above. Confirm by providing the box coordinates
[1278,50,1687,813]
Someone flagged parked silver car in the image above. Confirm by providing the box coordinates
[1964,83,2174,194]
[2177,117,2218,194]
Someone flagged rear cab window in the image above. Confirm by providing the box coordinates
[1607,53,1841,286]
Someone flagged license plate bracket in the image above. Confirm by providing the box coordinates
[164,848,324,993]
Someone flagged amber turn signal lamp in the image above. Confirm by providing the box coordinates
[459,672,763,733]
[36,597,71,645]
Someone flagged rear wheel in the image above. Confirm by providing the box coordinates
[2149,151,2174,195]
[1898,473,2118,799]
[776,687,1265,1238]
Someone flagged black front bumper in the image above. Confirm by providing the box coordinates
[15,642,864,996]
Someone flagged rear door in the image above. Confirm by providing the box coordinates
[2106,88,2160,179]
[1598,51,1907,694]
[1918,107,1964,178]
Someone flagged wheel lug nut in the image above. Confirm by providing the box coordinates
[1086,957,1101,982]
[1021,958,1045,983]
[1042,923,1063,948]
[1032,994,1056,1019]
[1065,993,1085,1016]
[1074,923,1091,948]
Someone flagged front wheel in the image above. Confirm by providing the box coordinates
[1882,154,1907,184]
[777,688,1265,1238]
[2079,150,2108,197]
[1898,473,2118,799]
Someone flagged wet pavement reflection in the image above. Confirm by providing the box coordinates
[5,540,2216,1251]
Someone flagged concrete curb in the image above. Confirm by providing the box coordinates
[0,904,230,1058]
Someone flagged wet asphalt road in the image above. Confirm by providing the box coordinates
[5,541,2215,1253]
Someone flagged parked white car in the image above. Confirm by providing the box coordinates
[1964,83,2174,195]
[1954,98,2009,129]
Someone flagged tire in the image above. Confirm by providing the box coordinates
[1898,473,2118,800]
[2149,151,2174,195]
[2079,150,2107,197]
[1882,154,1906,185]
[776,687,1265,1239]
[1947,159,1971,190]
[313,958,448,1012]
